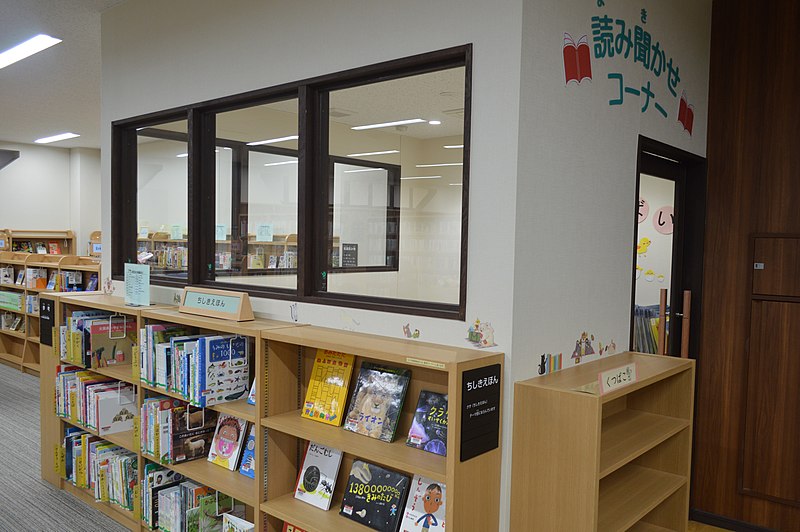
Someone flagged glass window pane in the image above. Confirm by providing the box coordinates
[136,120,189,279]
[212,99,299,291]
[325,67,465,305]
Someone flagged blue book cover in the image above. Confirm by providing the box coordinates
[238,423,256,479]
[197,336,249,407]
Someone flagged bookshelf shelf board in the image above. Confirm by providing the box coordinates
[598,465,685,532]
[0,308,24,315]
[26,336,39,344]
[62,482,139,529]
[263,325,495,370]
[93,364,136,384]
[60,264,101,272]
[627,523,674,532]
[0,283,26,291]
[262,410,447,483]
[61,293,157,315]
[261,494,365,532]
[600,411,690,479]
[141,452,256,506]
[0,352,23,365]
[139,381,256,423]
[25,287,52,294]
[22,361,40,371]
[0,329,26,340]
[104,429,135,452]
[26,261,61,268]
[141,307,294,336]
[26,312,40,318]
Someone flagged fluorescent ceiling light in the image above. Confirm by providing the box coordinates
[344,168,384,174]
[34,132,79,144]
[428,120,442,125]
[444,144,464,149]
[264,160,298,167]
[351,118,425,130]
[415,162,463,168]
[346,150,399,157]
[0,34,61,70]
[176,153,189,158]
[247,135,299,146]
[401,175,441,180]
[448,183,463,186]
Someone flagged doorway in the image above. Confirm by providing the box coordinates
[630,136,707,357]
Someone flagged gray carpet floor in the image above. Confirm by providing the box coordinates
[0,362,127,531]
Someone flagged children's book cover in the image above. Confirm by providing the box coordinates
[171,405,218,464]
[399,475,446,532]
[237,423,256,479]
[406,391,448,456]
[339,460,409,531]
[222,513,255,532]
[294,441,343,510]
[198,335,249,407]
[88,316,137,368]
[281,524,308,532]
[301,349,355,426]
[343,362,411,442]
[207,415,247,471]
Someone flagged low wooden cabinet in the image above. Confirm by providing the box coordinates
[510,352,694,531]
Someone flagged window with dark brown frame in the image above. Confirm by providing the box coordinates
[112,45,471,319]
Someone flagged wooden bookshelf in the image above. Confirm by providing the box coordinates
[39,292,298,531]
[0,251,100,375]
[509,352,695,532]
[260,325,504,532]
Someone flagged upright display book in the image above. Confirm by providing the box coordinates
[207,415,247,471]
[344,362,411,442]
[88,316,137,368]
[222,513,255,532]
[170,404,218,464]
[294,441,343,510]
[281,524,308,532]
[406,391,448,456]
[399,475,446,532]
[340,460,409,531]
[301,349,355,426]
[238,423,256,479]
[197,335,249,407]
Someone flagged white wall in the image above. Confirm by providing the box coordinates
[0,143,101,252]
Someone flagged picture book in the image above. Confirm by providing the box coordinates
[294,441,343,510]
[0,266,14,285]
[246,379,256,406]
[196,335,249,407]
[222,514,255,532]
[88,316,137,368]
[399,475,446,532]
[281,524,308,532]
[301,349,355,426]
[48,241,61,254]
[343,362,411,442]
[238,423,256,479]
[14,269,24,285]
[170,404,218,464]
[339,460,409,531]
[35,241,47,254]
[207,415,247,471]
[86,272,98,291]
[406,391,448,456]
[95,387,137,435]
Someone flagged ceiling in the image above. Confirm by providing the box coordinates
[0,0,125,149]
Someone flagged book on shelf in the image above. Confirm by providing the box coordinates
[238,423,257,479]
[35,241,47,254]
[339,460,410,531]
[86,272,98,292]
[46,272,57,290]
[294,441,343,510]
[14,270,24,285]
[197,335,249,407]
[142,463,184,529]
[282,524,308,532]
[0,266,13,285]
[140,323,193,386]
[246,379,256,405]
[406,391,448,456]
[48,241,61,254]
[222,513,255,532]
[343,362,411,442]
[207,415,247,471]
[87,315,137,368]
[301,349,356,426]
[169,403,219,465]
[399,475,446,532]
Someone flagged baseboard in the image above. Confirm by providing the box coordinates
[690,509,778,532]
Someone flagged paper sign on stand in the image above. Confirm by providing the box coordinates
[170,225,183,240]
[256,223,273,242]
[215,224,227,241]
[124,263,150,307]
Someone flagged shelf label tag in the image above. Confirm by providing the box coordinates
[179,287,254,321]
[405,357,446,370]
[98,469,109,501]
[133,484,141,520]
[133,416,140,451]
[256,223,273,242]
[460,363,501,462]
[69,392,78,423]
[598,363,638,395]
[215,224,227,241]
[132,346,140,381]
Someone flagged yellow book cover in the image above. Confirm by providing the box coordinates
[301,349,356,426]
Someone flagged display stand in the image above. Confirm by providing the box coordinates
[4,229,77,255]
[510,352,694,531]
[259,326,504,532]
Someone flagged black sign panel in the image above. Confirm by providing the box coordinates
[460,363,501,462]
[39,297,55,346]
[342,243,358,268]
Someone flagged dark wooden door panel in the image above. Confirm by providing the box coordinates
[752,238,800,297]
[742,300,800,506]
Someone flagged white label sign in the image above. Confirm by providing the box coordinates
[170,225,183,240]
[598,363,638,395]
[256,224,273,242]
[124,263,150,307]
[215,224,227,241]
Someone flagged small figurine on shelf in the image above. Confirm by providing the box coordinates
[102,277,115,296]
